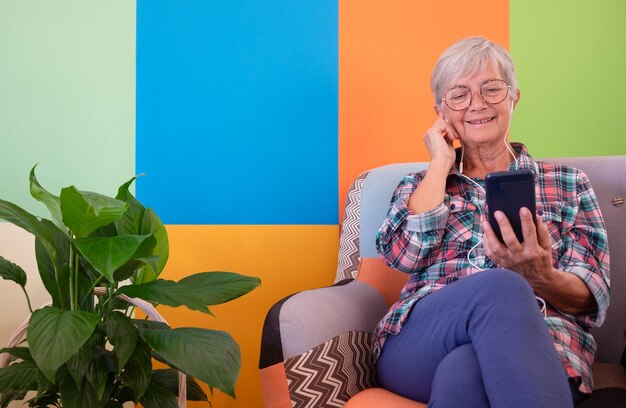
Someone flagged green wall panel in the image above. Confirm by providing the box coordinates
[510,0,626,157]
[0,0,135,216]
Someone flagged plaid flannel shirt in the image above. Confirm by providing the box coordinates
[373,143,610,394]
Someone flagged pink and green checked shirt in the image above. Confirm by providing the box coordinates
[373,143,610,394]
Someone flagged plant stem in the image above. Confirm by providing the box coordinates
[21,286,34,314]
[69,242,75,311]
[53,263,65,309]
[74,252,79,310]
[107,284,115,315]
[126,305,136,318]
[82,275,105,305]
[99,283,116,313]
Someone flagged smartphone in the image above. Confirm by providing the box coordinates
[485,170,536,243]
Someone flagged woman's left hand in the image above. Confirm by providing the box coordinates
[482,208,556,289]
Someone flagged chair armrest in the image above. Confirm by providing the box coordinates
[260,279,388,368]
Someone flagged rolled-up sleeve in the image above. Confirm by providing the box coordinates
[376,173,449,273]
[556,170,610,327]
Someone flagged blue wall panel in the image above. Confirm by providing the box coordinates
[136,0,338,225]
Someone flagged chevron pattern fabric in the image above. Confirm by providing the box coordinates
[336,171,369,282]
[284,331,377,407]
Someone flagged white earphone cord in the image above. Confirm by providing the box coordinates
[456,104,547,319]
[459,103,516,271]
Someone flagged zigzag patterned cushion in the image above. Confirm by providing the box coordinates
[336,171,369,282]
[259,280,388,408]
[284,331,378,408]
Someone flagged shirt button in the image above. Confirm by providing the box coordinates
[450,203,456,210]
[537,210,544,216]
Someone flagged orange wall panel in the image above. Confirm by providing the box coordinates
[156,225,339,407]
[339,0,509,218]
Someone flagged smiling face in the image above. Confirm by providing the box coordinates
[438,62,519,147]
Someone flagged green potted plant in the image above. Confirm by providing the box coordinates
[0,166,260,407]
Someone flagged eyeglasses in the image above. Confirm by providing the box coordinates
[442,79,511,111]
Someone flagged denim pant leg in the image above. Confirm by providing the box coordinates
[376,269,572,408]
[429,343,489,407]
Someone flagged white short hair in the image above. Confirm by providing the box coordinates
[431,37,519,107]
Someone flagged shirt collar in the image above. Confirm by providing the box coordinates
[510,142,539,176]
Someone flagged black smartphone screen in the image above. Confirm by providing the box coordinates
[485,170,536,243]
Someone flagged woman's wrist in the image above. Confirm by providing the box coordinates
[429,156,455,174]
[535,268,595,314]
[408,162,450,214]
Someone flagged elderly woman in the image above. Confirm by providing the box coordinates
[374,37,610,407]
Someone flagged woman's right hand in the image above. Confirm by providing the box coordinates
[423,119,458,171]
[407,120,459,214]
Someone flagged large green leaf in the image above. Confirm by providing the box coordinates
[135,208,169,284]
[76,264,97,311]
[0,256,27,287]
[34,237,60,307]
[120,337,152,400]
[179,272,260,306]
[59,376,104,408]
[132,320,170,331]
[66,344,91,387]
[139,327,240,398]
[27,307,100,383]
[115,176,145,236]
[56,264,71,310]
[60,186,128,238]
[0,389,28,407]
[0,347,32,362]
[34,222,71,308]
[40,219,70,265]
[73,234,154,283]
[139,377,179,408]
[89,222,118,238]
[116,280,211,315]
[0,198,48,237]
[0,199,61,263]
[151,369,208,401]
[35,366,54,398]
[29,165,64,230]
[86,348,116,401]
[0,361,39,393]
[111,230,160,283]
[115,178,167,284]
[106,311,138,370]
[114,257,160,282]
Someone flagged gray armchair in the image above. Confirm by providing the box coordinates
[260,156,626,407]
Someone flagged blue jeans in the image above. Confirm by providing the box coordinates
[376,269,575,407]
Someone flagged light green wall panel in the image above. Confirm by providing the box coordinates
[0,1,135,217]
[510,0,626,157]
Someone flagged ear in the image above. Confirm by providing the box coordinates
[513,89,521,108]
[434,104,446,121]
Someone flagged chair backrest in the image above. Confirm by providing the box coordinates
[336,156,626,364]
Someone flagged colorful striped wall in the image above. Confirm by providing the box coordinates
[1,1,625,407]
